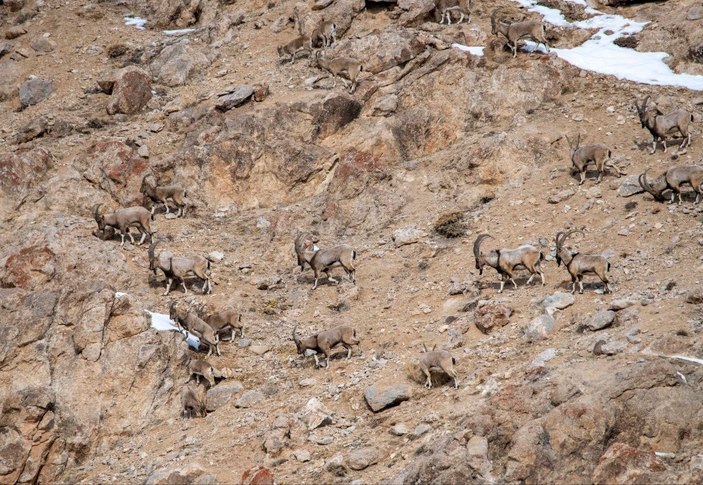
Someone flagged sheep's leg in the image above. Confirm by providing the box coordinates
[458,11,464,23]
[138,230,147,245]
[526,273,535,285]
[498,277,505,293]
[164,278,172,296]
[678,191,683,205]
[579,277,584,294]
[120,232,126,246]
[313,354,320,368]
[571,278,577,294]
[579,171,586,185]
[510,277,518,289]
[182,281,188,294]
[651,139,657,155]
[150,206,156,216]
[127,229,136,245]
[423,370,433,389]
[345,344,352,359]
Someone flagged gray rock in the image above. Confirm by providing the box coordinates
[467,435,488,458]
[548,189,575,204]
[586,310,616,331]
[234,389,264,408]
[215,85,254,112]
[608,298,638,311]
[593,339,626,355]
[529,348,557,368]
[299,378,316,387]
[325,454,346,475]
[347,447,379,471]
[542,292,575,314]
[0,41,12,59]
[392,226,425,247]
[206,381,243,411]
[249,345,270,355]
[625,327,641,344]
[294,449,311,462]
[524,314,555,341]
[150,40,210,87]
[448,278,470,295]
[313,0,335,8]
[372,94,398,116]
[617,175,644,197]
[411,423,432,438]
[688,4,703,20]
[208,251,224,262]
[137,145,149,158]
[30,36,56,54]
[19,76,53,108]
[390,423,409,436]
[364,384,412,412]
[5,26,27,40]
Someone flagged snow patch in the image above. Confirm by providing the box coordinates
[163,28,196,36]
[145,310,201,349]
[124,16,147,30]
[452,44,485,57]
[115,292,128,298]
[511,0,703,91]
[670,354,703,365]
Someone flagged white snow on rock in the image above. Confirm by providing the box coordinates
[455,0,703,91]
[124,16,147,30]
[145,310,201,349]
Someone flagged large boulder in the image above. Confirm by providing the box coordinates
[364,384,412,412]
[19,76,53,108]
[150,40,210,87]
[104,66,152,115]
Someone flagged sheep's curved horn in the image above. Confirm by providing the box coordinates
[93,204,102,222]
[639,170,665,202]
[473,234,492,270]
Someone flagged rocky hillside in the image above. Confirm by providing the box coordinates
[2,0,703,483]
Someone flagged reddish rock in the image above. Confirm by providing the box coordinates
[474,303,512,334]
[252,84,269,102]
[0,147,52,196]
[105,66,152,115]
[592,443,665,484]
[241,466,274,485]
[77,141,148,205]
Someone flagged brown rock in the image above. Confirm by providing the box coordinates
[14,117,48,144]
[105,66,152,115]
[252,84,269,102]
[5,26,27,40]
[592,443,665,484]
[150,40,210,86]
[474,303,512,334]
[241,466,274,485]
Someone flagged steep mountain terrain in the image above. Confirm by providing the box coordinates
[2,0,703,483]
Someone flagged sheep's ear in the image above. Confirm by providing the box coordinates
[422,343,428,353]
[432,344,437,351]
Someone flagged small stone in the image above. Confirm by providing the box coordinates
[299,378,316,387]
[347,447,379,471]
[617,228,630,236]
[686,289,703,304]
[524,314,555,341]
[215,85,254,112]
[594,339,626,355]
[256,216,271,229]
[148,122,164,133]
[250,345,270,355]
[688,4,703,20]
[6,26,27,40]
[529,348,557,368]
[19,76,54,108]
[234,390,264,408]
[364,384,412,412]
[137,145,149,158]
[411,423,432,438]
[474,303,512,334]
[164,212,178,220]
[586,310,616,331]
[206,381,243,411]
[609,298,638,311]
[548,189,575,204]
[208,251,224,262]
[390,423,409,436]
[293,449,311,462]
[617,175,644,197]
[542,292,575,314]
[392,226,426,247]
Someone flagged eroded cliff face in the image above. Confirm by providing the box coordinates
[2,0,703,483]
